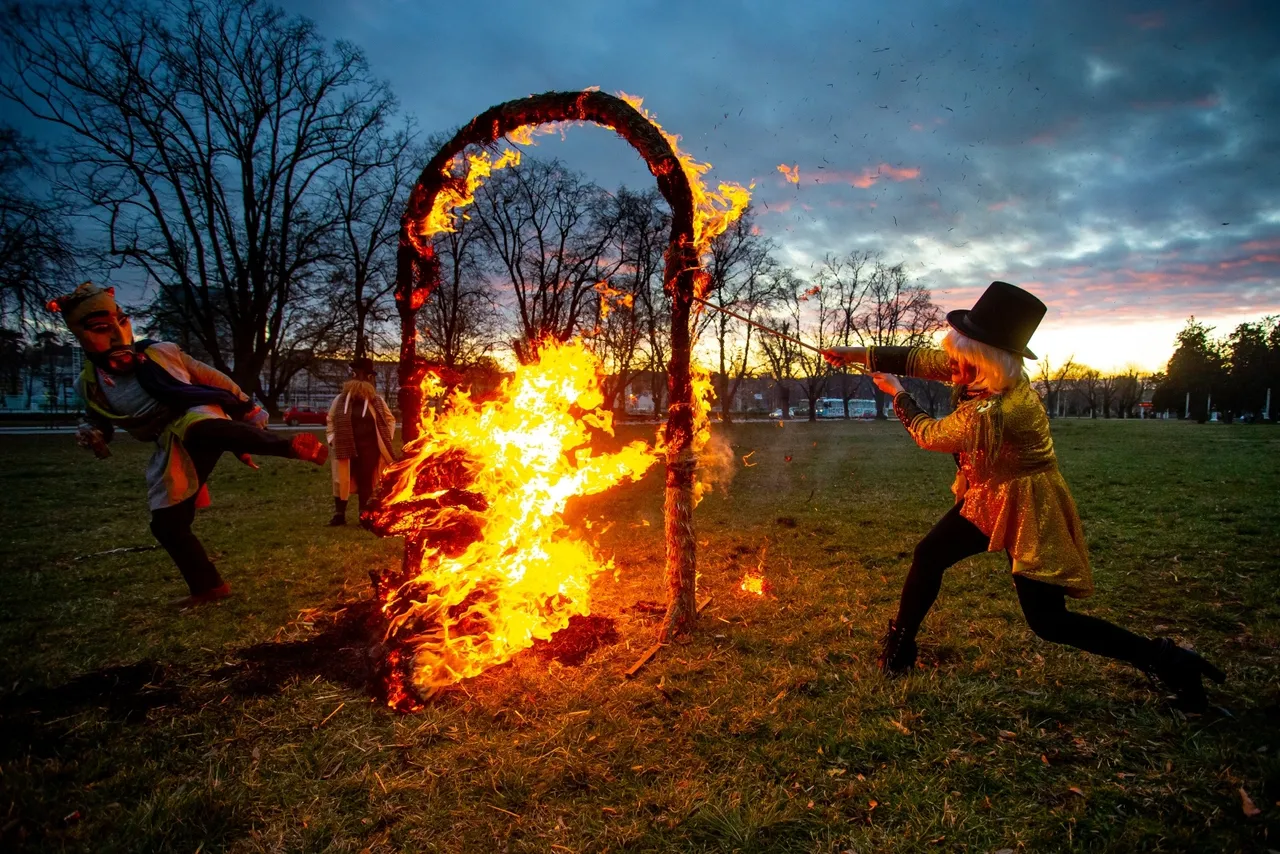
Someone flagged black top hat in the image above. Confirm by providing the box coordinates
[351,356,376,375]
[946,281,1046,360]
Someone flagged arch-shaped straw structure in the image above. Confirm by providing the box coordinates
[383,91,705,704]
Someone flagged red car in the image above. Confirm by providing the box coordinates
[281,405,327,426]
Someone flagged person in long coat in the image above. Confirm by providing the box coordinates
[326,356,396,526]
[825,281,1225,711]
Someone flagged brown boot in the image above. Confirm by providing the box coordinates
[172,581,232,610]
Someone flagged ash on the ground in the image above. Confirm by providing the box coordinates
[531,614,620,666]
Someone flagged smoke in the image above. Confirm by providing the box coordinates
[694,430,737,504]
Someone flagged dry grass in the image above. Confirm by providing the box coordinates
[1,419,1277,852]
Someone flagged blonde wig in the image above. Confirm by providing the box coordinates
[942,329,1025,393]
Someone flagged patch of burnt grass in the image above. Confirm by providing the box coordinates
[531,613,621,666]
[1,422,1278,851]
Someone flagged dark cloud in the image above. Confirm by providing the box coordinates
[6,0,1275,367]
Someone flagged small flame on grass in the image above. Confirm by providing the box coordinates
[739,544,772,597]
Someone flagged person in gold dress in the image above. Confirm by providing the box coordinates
[825,281,1224,711]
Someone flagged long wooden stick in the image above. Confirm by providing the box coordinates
[689,295,864,371]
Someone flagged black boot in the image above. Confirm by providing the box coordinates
[328,498,348,526]
[878,619,918,675]
[1145,638,1226,712]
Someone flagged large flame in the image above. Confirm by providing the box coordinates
[375,339,658,703]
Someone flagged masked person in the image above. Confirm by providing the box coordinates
[51,282,329,608]
[325,356,396,527]
[824,281,1225,711]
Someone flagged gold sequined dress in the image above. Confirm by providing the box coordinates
[869,346,1094,598]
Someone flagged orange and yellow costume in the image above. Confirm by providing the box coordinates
[869,346,1093,598]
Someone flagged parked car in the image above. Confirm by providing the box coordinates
[281,405,327,426]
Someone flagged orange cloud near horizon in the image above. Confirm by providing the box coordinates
[852,164,921,188]
[771,163,922,189]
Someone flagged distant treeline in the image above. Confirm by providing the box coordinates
[1152,316,1278,423]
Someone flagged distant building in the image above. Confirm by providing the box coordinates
[0,334,82,415]
[271,356,400,413]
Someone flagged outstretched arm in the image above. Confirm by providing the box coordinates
[868,347,952,382]
[871,371,975,453]
[823,345,951,382]
[892,393,977,453]
[74,375,114,456]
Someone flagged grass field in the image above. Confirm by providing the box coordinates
[1,418,1278,852]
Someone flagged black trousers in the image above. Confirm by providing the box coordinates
[149,419,295,595]
[894,501,1156,667]
[351,451,378,512]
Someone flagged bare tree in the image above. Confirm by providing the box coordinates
[757,267,810,419]
[420,210,498,370]
[1098,372,1120,418]
[624,191,673,415]
[847,259,945,418]
[814,249,872,417]
[0,126,80,328]
[334,120,417,360]
[1078,367,1101,418]
[902,375,950,417]
[470,157,622,362]
[592,187,667,412]
[1034,356,1077,417]
[794,274,844,421]
[694,208,777,423]
[0,0,397,408]
[1112,368,1144,418]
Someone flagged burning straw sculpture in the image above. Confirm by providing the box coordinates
[372,90,745,708]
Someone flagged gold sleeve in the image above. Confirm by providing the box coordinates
[868,347,951,382]
[892,391,979,453]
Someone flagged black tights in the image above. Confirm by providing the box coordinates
[149,419,295,595]
[894,501,1156,667]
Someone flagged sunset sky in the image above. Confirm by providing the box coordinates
[278,0,1278,373]
[12,0,1279,373]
